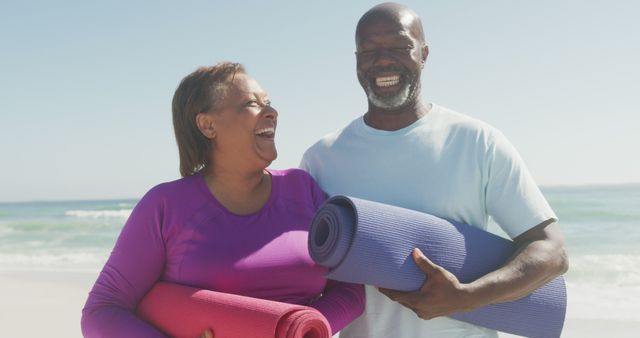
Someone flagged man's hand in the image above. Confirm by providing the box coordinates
[380,221,568,321]
[378,248,476,320]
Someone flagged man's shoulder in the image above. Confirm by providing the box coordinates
[432,104,500,138]
[305,117,361,153]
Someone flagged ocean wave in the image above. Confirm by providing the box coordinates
[554,254,640,320]
[0,251,108,271]
[65,209,132,219]
[567,254,640,287]
[566,282,640,320]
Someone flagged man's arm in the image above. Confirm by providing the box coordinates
[378,220,569,319]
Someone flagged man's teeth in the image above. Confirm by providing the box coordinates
[255,127,275,137]
[376,75,400,87]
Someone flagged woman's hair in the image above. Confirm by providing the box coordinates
[172,62,245,177]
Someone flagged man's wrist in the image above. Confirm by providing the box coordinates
[457,281,490,312]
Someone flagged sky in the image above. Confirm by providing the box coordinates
[1,0,638,202]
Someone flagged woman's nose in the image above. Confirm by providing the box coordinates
[262,105,278,120]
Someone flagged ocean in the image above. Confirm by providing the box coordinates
[1,184,638,320]
[0,199,135,272]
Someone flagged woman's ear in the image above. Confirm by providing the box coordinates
[196,112,217,139]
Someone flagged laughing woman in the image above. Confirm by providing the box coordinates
[81,62,364,337]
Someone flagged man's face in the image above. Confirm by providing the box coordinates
[355,16,426,110]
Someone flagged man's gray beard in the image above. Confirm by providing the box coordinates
[366,82,412,110]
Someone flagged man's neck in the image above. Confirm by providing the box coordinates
[364,101,431,131]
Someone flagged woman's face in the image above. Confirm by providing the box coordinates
[209,73,278,169]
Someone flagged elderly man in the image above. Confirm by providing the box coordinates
[300,2,568,337]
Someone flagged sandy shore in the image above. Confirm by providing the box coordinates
[1,269,637,338]
[499,318,640,338]
[0,270,96,338]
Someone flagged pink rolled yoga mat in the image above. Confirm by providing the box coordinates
[137,282,331,338]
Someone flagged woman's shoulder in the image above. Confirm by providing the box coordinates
[269,168,317,188]
[269,167,312,179]
[269,168,325,208]
[141,175,205,205]
[129,175,211,226]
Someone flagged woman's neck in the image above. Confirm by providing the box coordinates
[203,165,272,215]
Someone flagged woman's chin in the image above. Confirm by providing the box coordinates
[266,152,278,165]
[257,149,277,167]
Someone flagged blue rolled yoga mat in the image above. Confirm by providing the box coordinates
[308,195,566,338]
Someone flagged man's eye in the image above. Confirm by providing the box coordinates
[390,46,413,53]
[245,100,259,107]
[264,99,272,106]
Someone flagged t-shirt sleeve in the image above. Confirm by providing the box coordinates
[485,130,558,239]
[299,152,311,172]
[81,188,168,337]
[299,146,321,180]
[309,280,365,334]
[308,170,328,209]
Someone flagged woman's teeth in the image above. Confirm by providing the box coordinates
[255,127,275,137]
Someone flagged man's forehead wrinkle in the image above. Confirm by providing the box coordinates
[357,9,422,42]
[357,30,412,46]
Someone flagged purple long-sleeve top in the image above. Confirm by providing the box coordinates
[81,168,364,337]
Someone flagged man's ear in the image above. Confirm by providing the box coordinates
[420,45,429,67]
[196,112,216,139]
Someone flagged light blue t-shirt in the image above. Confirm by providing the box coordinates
[300,103,557,338]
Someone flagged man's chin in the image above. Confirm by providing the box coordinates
[367,86,412,110]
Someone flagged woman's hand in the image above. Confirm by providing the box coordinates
[199,329,214,338]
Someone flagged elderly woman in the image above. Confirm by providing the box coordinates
[81,62,364,337]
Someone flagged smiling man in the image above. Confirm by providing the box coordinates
[300,3,568,337]
[354,4,428,129]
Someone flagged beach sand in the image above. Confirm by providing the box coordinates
[0,270,96,338]
[499,318,640,338]
[1,270,637,338]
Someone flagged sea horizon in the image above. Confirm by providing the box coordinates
[2,181,640,205]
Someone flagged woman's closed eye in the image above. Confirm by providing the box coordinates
[245,98,271,107]
[245,99,260,107]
